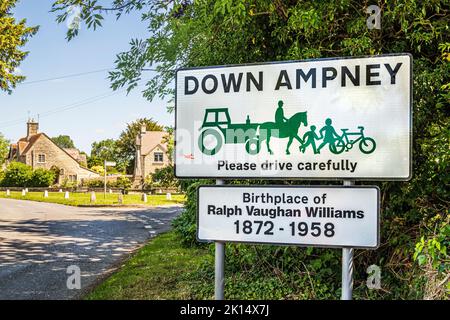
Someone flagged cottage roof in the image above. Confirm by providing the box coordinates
[140,131,169,156]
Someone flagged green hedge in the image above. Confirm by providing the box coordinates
[0,162,55,187]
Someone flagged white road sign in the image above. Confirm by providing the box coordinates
[198,186,379,249]
[175,54,412,180]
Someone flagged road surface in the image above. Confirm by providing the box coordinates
[0,198,182,300]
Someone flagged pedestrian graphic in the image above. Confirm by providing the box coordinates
[301,125,320,154]
[198,100,376,155]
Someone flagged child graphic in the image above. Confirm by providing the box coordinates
[300,125,321,154]
[317,118,341,153]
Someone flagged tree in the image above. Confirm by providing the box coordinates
[52,135,75,149]
[89,138,126,172]
[51,0,449,299]
[116,118,164,173]
[0,0,38,93]
[0,132,9,165]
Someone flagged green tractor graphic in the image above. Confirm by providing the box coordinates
[198,101,376,156]
[198,108,260,155]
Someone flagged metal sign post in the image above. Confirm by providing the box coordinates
[215,179,225,300]
[342,180,354,300]
[104,161,116,199]
[104,160,107,199]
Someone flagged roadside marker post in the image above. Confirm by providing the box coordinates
[90,191,96,204]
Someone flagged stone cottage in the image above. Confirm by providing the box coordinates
[7,120,100,185]
[132,126,171,188]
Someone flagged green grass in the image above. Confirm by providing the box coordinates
[85,231,211,299]
[0,191,185,207]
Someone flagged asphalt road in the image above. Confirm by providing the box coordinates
[0,198,182,300]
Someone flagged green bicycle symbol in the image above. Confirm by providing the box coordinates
[333,126,377,154]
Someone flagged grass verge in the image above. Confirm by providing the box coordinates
[0,191,185,207]
[85,231,211,299]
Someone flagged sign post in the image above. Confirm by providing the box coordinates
[175,53,412,300]
[215,179,225,300]
[104,161,116,199]
[341,180,355,300]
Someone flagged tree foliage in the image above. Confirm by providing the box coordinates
[51,135,76,149]
[0,132,9,165]
[52,0,449,299]
[89,138,126,172]
[0,0,38,93]
[116,118,164,173]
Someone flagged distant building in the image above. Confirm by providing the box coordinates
[7,120,99,184]
[133,126,171,188]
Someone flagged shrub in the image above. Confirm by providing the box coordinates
[149,165,179,188]
[0,162,33,187]
[83,176,132,190]
[30,168,55,187]
[0,162,55,187]
[110,176,132,190]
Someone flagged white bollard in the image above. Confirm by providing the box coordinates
[142,193,148,203]
[64,191,70,199]
[59,189,63,193]
[6,189,10,196]
[44,190,48,198]
[21,189,26,196]
[166,192,172,200]
[109,188,112,194]
[90,191,96,203]
[118,193,123,204]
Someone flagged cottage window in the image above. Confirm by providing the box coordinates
[37,154,46,163]
[60,168,65,175]
[68,175,77,182]
[154,152,164,162]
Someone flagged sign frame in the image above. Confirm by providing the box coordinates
[196,184,380,249]
[175,53,413,181]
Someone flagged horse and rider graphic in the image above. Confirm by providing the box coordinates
[198,100,376,155]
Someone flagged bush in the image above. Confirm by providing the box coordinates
[148,165,179,189]
[111,176,132,190]
[0,162,55,187]
[83,176,132,190]
[30,168,56,187]
[0,162,32,187]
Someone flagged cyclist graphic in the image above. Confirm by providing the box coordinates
[317,118,341,154]
[300,125,320,154]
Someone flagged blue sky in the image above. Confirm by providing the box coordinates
[0,0,173,153]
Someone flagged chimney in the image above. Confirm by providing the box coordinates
[141,125,147,134]
[27,120,39,139]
